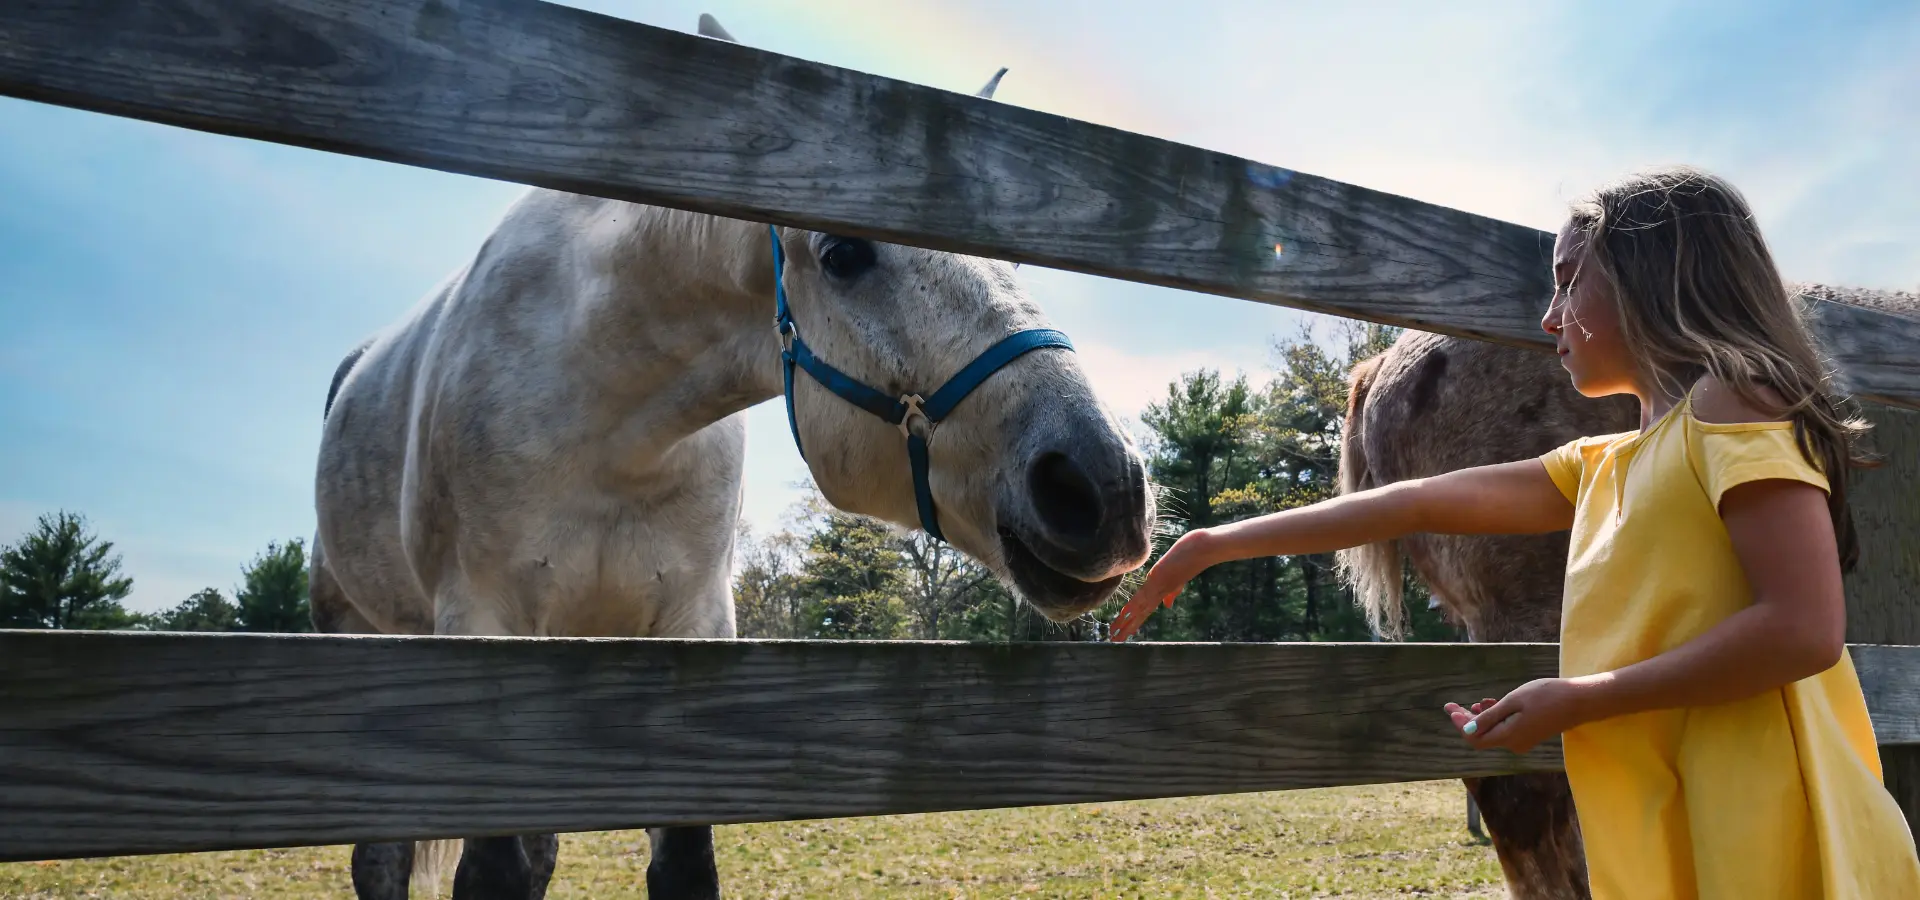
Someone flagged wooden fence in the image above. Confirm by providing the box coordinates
[2,0,1916,862]
[4,631,1918,862]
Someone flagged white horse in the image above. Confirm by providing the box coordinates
[309,13,1155,900]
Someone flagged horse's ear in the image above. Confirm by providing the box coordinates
[975,67,1008,99]
[697,13,737,43]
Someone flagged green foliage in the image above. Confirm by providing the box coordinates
[733,494,1015,642]
[896,531,996,640]
[796,512,910,639]
[148,587,241,632]
[234,539,312,633]
[0,510,137,629]
[1106,321,1460,644]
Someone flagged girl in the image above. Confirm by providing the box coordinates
[1107,165,1920,898]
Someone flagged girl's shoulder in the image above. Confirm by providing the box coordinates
[1538,431,1635,503]
[1545,430,1638,467]
[1684,374,1793,429]
[1676,376,1827,505]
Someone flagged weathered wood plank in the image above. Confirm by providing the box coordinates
[3,0,1916,408]
[1,632,1915,863]
[1855,644,1920,746]
[1844,398,1920,841]
[9,632,1559,862]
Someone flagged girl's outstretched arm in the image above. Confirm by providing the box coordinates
[1108,458,1573,641]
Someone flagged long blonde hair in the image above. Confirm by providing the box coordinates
[1567,165,1875,570]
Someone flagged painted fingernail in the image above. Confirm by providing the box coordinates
[1462,720,1478,735]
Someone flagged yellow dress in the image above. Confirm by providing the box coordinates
[1537,393,1920,899]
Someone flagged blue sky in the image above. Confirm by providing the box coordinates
[2,1,1914,611]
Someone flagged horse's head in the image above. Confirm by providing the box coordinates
[771,221,1154,620]
[695,13,1155,621]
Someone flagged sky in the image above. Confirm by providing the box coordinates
[2,0,1915,611]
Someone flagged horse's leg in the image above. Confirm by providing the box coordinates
[312,539,422,900]
[350,842,415,900]
[524,833,558,890]
[1463,773,1589,900]
[647,826,720,900]
[452,835,559,900]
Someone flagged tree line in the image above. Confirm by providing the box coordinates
[0,510,311,632]
[4,325,1458,643]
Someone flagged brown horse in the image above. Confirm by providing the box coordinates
[1335,284,1916,898]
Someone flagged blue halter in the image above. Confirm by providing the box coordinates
[769,226,1074,543]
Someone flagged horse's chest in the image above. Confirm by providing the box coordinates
[523,512,728,638]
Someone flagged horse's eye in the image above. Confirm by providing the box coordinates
[819,237,877,280]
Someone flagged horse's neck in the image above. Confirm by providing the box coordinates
[553,198,783,475]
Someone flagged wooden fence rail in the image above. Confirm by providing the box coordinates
[3,0,1917,408]
[2,631,1917,863]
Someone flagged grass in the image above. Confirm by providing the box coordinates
[2,780,1504,899]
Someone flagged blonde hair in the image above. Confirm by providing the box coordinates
[1567,165,1875,571]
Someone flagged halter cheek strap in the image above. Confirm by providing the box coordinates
[769,225,1074,542]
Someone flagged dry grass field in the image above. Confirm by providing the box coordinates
[2,780,1505,899]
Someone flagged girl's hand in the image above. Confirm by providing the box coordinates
[1108,530,1214,642]
[1444,677,1589,754]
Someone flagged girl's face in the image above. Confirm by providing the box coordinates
[1542,221,1637,399]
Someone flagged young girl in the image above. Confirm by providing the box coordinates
[1108,165,1920,898]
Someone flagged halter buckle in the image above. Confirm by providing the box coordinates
[898,394,934,441]
[775,317,798,353]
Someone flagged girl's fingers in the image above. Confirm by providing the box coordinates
[1109,592,1162,642]
[1466,698,1520,743]
[1451,696,1512,741]
[1109,575,1191,641]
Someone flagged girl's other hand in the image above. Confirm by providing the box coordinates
[1444,698,1500,732]
[1108,529,1213,642]
[1445,677,1588,754]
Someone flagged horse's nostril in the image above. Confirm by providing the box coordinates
[1028,451,1103,541]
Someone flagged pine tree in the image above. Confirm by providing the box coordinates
[796,512,909,640]
[0,511,137,629]
[234,539,312,633]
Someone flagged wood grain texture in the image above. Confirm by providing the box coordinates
[3,0,1917,408]
[1844,401,1920,840]
[1,631,1916,863]
[1845,406,1920,648]
[9,632,1562,863]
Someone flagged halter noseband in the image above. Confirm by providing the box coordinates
[769,225,1074,543]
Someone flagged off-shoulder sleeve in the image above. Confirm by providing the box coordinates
[1538,438,1587,505]
[1691,423,1830,510]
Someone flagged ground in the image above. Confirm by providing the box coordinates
[1,781,1505,899]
